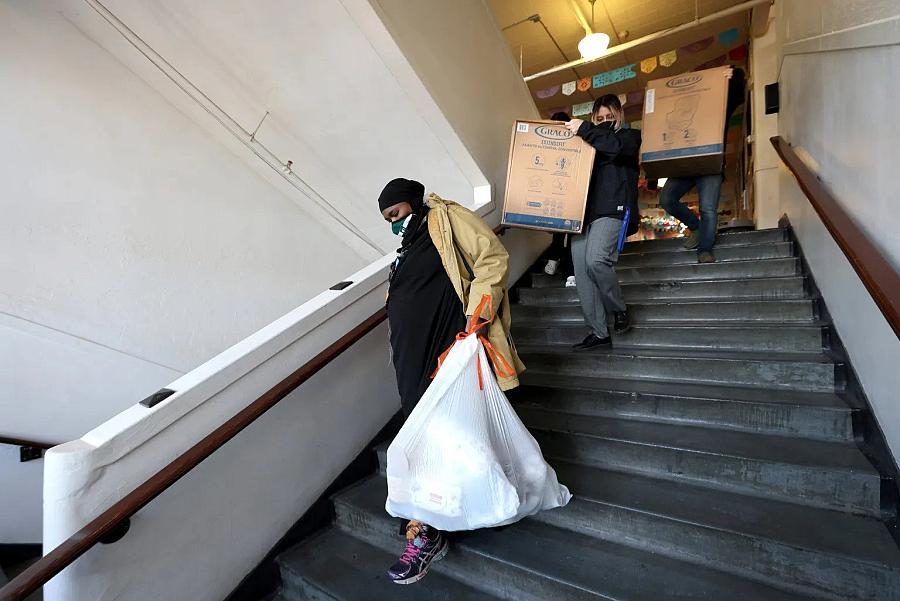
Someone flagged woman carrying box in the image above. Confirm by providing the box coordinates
[564,94,642,350]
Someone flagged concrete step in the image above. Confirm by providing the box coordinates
[512,322,827,353]
[510,374,856,442]
[517,345,841,392]
[623,227,788,254]
[534,462,900,601]
[332,476,813,601]
[530,258,801,288]
[277,528,494,600]
[617,240,794,268]
[517,408,882,517]
[516,276,808,305]
[512,298,818,324]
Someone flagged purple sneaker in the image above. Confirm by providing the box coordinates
[386,522,448,585]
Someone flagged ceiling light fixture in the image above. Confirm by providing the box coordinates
[578,32,610,59]
[577,0,609,59]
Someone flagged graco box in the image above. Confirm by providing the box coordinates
[501,120,595,234]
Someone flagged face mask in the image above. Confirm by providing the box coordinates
[598,120,616,130]
[391,214,414,236]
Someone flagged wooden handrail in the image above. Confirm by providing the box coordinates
[0,436,58,450]
[0,307,387,601]
[771,136,900,339]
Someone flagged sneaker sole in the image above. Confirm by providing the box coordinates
[390,540,449,585]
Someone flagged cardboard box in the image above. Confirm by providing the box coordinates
[501,120,595,234]
[640,66,730,179]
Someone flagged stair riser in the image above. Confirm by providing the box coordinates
[519,352,839,392]
[535,498,900,601]
[617,242,794,268]
[280,571,340,601]
[516,278,807,305]
[623,229,788,253]
[513,325,824,353]
[512,301,817,324]
[510,387,855,442]
[333,500,599,601]
[531,259,800,288]
[529,429,882,517]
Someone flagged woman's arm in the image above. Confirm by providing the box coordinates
[571,121,624,158]
[446,206,510,322]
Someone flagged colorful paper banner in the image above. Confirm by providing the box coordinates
[572,101,593,116]
[640,56,658,74]
[593,64,636,89]
[659,49,677,67]
[576,77,591,92]
[679,36,713,54]
[618,93,627,106]
[562,81,577,96]
[535,85,560,99]
[718,27,739,46]
[626,90,644,105]
[728,44,748,61]
[694,54,727,71]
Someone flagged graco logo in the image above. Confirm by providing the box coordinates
[666,74,703,89]
[535,125,573,140]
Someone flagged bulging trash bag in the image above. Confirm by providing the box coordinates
[385,297,571,531]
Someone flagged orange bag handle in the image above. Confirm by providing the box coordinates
[431,294,515,390]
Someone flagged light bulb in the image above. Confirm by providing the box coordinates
[578,32,610,59]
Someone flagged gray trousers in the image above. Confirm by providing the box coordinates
[570,217,627,338]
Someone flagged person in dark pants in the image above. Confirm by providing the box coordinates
[542,111,575,276]
[658,67,746,263]
[564,95,641,350]
[378,178,524,584]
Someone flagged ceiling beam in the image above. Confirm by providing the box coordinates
[524,0,773,82]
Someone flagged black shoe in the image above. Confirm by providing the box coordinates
[573,334,611,352]
[387,523,448,585]
[613,310,632,334]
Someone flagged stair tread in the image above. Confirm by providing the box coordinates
[515,298,816,308]
[514,373,853,411]
[278,528,495,600]
[622,228,787,252]
[546,460,900,569]
[530,258,799,287]
[518,343,837,364]
[514,320,828,331]
[337,476,814,601]
[620,239,790,257]
[519,409,876,474]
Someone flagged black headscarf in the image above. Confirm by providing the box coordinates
[380,178,430,282]
[378,178,425,213]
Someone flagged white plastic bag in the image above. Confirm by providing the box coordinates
[385,324,571,531]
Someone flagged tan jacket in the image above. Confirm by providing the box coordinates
[425,193,525,390]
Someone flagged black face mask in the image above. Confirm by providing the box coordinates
[598,120,616,130]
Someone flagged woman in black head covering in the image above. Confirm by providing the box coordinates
[379,178,468,418]
[376,177,523,585]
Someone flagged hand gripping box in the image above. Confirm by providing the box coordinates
[640,66,730,179]
[501,120,595,234]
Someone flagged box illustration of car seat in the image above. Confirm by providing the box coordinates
[640,65,729,179]
[501,120,596,234]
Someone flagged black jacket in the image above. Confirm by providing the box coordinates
[576,121,642,233]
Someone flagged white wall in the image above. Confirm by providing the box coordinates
[363,0,541,212]
[749,15,781,229]
[772,0,900,456]
[43,258,399,601]
[0,447,43,544]
[0,1,371,444]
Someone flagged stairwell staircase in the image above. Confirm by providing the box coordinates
[270,227,900,600]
